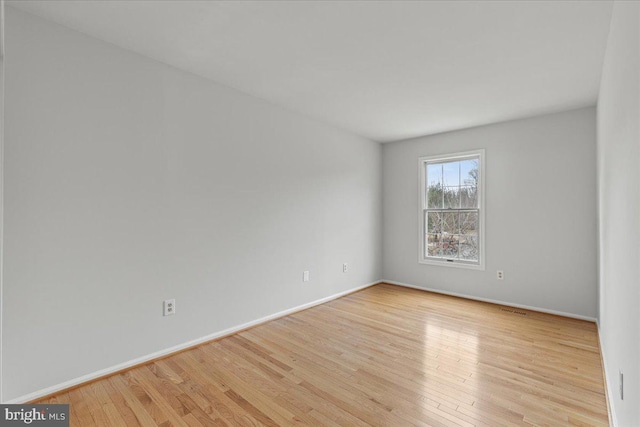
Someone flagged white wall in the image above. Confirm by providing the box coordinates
[0,0,5,405]
[597,2,640,425]
[383,108,598,318]
[2,8,382,401]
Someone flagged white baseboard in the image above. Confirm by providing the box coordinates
[596,319,617,427]
[5,280,382,404]
[382,280,597,322]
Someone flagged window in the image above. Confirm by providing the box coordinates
[419,150,484,269]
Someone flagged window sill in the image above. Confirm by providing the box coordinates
[418,258,485,271]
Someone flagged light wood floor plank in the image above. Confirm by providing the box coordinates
[36,283,609,426]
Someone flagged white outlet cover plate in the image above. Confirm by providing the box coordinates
[164,299,176,316]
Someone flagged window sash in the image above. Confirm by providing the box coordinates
[423,208,480,263]
[424,156,480,210]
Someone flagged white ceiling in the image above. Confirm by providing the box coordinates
[9,1,613,142]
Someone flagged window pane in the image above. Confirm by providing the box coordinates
[426,164,443,208]
[444,186,460,209]
[460,186,477,208]
[427,211,443,233]
[426,163,442,187]
[441,234,459,259]
[460,159,478,187]
[426,234,443,257]
[441,212,460,235]
[442,161,459,187]
[459,211,478,235]
[459,235,478,261]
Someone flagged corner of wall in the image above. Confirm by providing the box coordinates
[596,319,618,427]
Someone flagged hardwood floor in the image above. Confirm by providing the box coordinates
[38,283,609,426]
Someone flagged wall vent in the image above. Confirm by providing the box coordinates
[498,307,527,316]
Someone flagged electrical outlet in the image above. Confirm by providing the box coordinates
[343,263,348,273]
[164,299,176,316]
[497,270,504,280]
[620,370,624,400]
[303,271,310,282]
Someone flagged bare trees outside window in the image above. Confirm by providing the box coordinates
[420,151,484,269]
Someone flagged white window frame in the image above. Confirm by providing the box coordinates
[418,149,485,270]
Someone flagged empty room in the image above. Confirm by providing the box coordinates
[0,0,638,426]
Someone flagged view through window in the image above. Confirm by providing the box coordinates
[420,150,484,268]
